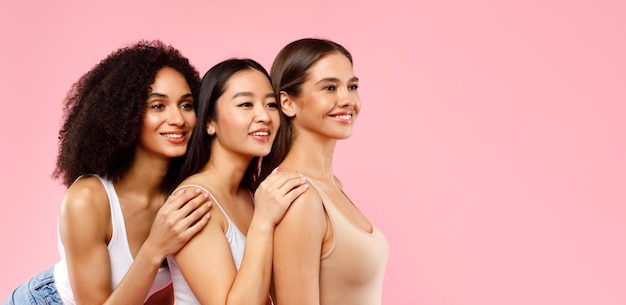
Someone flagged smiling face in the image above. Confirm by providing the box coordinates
[208,68,280,158]
[138,66,196,159]
[282,52,360,140]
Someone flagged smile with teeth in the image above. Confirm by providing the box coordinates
[161,133,184,139]
[250,131,270,136]
[332,114,352,119]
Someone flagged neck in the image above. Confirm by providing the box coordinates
[283,132,337,180]
[199,147,252,196]
[116,149,171,197]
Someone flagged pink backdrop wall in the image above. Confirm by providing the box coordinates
[1,0,625,304]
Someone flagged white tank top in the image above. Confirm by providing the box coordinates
[167,184,248,305]
[53,175,171,304]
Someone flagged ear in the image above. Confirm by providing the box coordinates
[280,91,296,117]
[206,121,216,136]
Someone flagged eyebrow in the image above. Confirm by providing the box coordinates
[314,76,360,85]
[148,92,193,99]
[232,92,276,99]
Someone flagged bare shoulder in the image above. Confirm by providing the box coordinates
[58,176,111,241]
[283,185,324,221]
[275,180,327,246]
[60,176,109,221]
[174,175,227,233]
[173,175,211,193]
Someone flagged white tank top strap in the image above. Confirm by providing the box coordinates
[96,177,127,248]
[174,184,228,219]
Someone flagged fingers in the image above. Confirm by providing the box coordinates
[164,187,207,211]
[145,188,213,257]
[176,188,211,217]
[183,210,211,237]
[259,171,307,194]
[274,174,308,195]
[174,191,212,231]
[160,186,212,232]
[252,172,309,226]
[281,182,309,202]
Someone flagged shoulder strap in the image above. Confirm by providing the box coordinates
[175,184,227,217]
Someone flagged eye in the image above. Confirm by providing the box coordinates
[180,101,194,110]
[348,84,359,91]
[323,85,336,91]
[150,103,165,110]
[238,102,253,107]
[266,102,279,109]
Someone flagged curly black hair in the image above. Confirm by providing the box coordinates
[53,40,201,192]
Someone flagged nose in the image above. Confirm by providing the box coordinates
[338,88,356,108]
[167,108,185,126]
[254,104,270,123]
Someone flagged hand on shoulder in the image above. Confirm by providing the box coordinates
[253,169,310,227]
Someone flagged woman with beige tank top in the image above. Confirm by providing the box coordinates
[259,38,390,305]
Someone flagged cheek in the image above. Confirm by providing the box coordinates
[217,113,245,135]
[299,98,322,115]
[141,115,160,131]
[184,112,197,127]
[270,112,281,128]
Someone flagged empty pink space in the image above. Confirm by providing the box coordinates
[1,0,624,304]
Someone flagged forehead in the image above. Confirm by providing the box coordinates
[149,67,189,91]
[307,52,355,81]
[223,69,272,95]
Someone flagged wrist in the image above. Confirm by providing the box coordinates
[249,218,275,234]
[136,242,167,268]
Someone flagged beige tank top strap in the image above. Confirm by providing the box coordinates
[305,179,339,214]
[305,179,341,259]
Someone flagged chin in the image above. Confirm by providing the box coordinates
[255,147,272,157]
[336,131,353,139]
[166,150,187,158]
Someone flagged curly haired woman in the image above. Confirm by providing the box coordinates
[4,40,212,305]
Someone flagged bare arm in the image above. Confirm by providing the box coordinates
[60,178,211,305]
[172,171,308,305]
[226,171,308,304]
[171,204,239,304]
[272,188,327,305]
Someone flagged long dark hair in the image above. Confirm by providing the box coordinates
[177,58,280,190]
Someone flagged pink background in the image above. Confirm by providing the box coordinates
[1,0,625,304]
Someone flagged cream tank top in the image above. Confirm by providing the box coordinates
[308,179,389,305]
[53,175,171,304]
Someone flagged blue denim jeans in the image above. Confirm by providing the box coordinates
[3,267,63,305]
